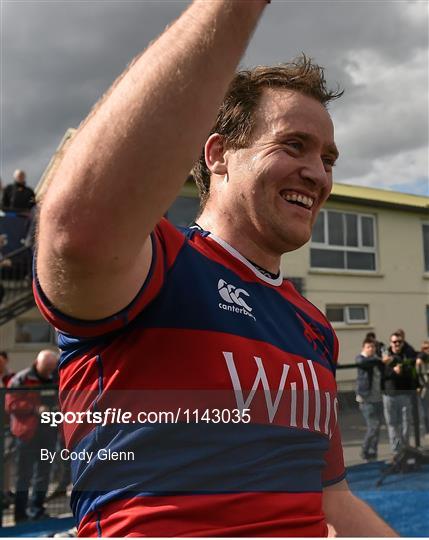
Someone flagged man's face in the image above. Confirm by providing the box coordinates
[363,342,376,357]
[390,336,404,354]
[14,170,26,185]
[223,88,337,254]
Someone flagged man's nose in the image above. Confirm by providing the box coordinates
[300,156,330,188]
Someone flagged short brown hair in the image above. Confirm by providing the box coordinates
[192,54,343,213]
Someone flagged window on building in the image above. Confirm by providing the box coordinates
[310,210,376,271]
[326,304,369,325]
[423,223,429,272]
[15,320,55,344]
[167,196,200,227]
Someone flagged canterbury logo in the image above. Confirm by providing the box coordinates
[218,279,252,312]
[217,279,256,321]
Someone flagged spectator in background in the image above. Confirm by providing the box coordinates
[394,328,416,358]
[382,333,417,455]
[365,331,385,358]
[416,340,429,439]
[355,338,384,461]
[2,170,35,213]
[6,349,58,522]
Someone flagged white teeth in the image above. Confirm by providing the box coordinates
[283,192,314,209]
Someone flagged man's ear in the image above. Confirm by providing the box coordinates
[204,133,228,176]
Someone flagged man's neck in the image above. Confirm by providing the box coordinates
[197,213,281,274]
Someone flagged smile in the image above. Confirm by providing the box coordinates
[280,191,315,209]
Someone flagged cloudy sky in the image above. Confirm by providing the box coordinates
[1,0,428,195]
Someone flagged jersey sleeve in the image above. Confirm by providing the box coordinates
[33,218,185,338]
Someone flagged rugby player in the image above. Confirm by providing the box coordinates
[36,0,396,536]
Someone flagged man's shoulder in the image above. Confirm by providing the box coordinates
[403,343,417,359]
[8,366,33,387]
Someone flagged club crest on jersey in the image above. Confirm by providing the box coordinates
[296,312,330,361]
[218,279,256,321]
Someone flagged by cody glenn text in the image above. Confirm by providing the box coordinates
[41,448,135,464]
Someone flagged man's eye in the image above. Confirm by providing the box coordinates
[286,141,302,151]
[322,157,337,169]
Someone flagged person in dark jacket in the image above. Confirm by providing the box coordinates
[382,333,417,455]
[6,350,58,522]
[355,338,384,461]
[2,170,35,213]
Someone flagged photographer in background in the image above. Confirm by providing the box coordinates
[355,338,384,461]
[382,333,417,455]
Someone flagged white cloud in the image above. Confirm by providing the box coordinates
[336,146,428,195]
[331,47,428,191]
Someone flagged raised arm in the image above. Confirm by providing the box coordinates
[37,0,268,320]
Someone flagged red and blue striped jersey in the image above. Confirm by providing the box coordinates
[34,218,345,537]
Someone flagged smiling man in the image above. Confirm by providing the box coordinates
[194,80,339,265]
[35,0,396,537]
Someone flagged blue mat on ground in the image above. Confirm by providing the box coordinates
[0,516,75,538]
[347,461,429,537]
[1,464,428,537]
